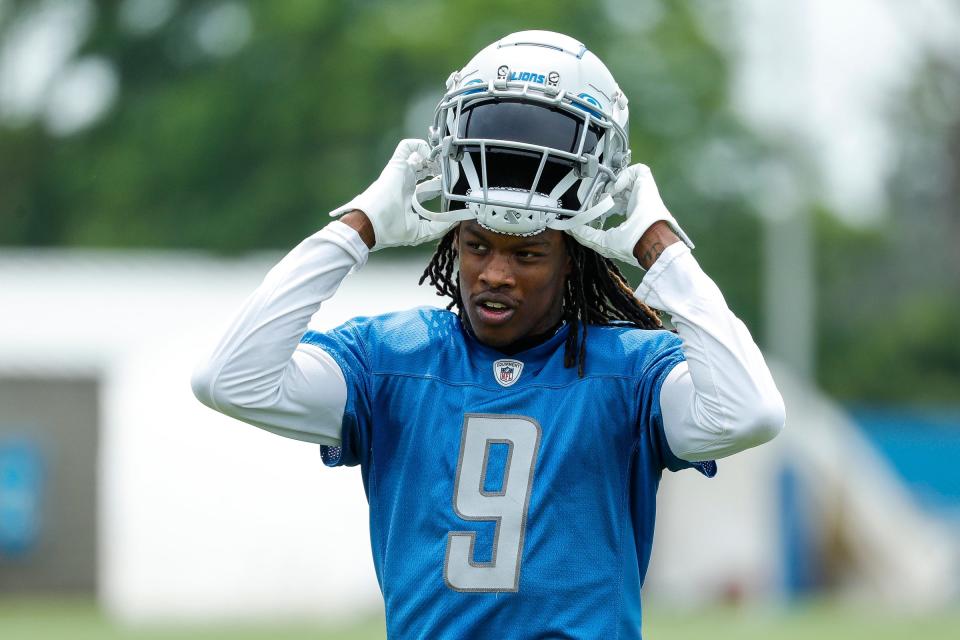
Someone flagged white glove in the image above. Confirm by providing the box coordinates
[566,164,693,267]
[330,139,454,250]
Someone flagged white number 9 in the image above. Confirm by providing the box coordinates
[444,414,542,592]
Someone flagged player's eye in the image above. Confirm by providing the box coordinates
[466,241,488,253]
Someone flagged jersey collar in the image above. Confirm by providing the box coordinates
[461,317,572,377]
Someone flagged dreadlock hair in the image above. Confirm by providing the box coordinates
[418,228,663,377]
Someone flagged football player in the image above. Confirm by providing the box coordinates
[192,31,785,639]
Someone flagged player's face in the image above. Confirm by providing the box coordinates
[457,221,571,349]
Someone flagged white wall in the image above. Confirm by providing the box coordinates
[2,248,442,621]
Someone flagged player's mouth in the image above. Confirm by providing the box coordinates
[473,293,516,326]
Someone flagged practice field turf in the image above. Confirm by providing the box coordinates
[2,598,959,639]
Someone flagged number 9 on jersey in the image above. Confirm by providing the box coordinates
[444,414,542,592]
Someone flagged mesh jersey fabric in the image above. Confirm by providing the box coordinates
[301,307,715,639]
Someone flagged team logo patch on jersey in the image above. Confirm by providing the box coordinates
[493,359,524,387]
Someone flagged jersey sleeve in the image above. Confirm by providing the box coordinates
[300,322,373,468]
[638,331,717,478]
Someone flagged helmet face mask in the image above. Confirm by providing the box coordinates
[412,31,631,237]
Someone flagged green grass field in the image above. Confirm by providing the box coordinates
[2,598,958,639]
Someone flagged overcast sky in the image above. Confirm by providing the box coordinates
[734,0,960,224]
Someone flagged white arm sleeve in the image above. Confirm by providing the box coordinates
[635,242,786,462]
[190,221,369,446]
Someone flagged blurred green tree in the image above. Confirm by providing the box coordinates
[0,0,767,326]
[815,50,960,404]
[4,1,956,403]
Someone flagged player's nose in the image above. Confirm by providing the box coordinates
[478,252,516,289]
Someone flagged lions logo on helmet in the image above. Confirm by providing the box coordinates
[412,30,631,237]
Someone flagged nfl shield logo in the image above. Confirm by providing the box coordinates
[493,359,524,388]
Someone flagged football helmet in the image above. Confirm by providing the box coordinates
[412,30,631,236]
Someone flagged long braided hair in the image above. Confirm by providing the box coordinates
[419,227,663,377]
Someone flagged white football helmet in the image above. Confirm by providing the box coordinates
[412,30,631,236]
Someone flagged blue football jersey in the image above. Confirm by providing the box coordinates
[301,308,715,639]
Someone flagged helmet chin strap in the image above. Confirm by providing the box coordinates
[412,177,474,222]
[545,195,613,230]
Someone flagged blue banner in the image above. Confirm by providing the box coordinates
[0,439,44,557]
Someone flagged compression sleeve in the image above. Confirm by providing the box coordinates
[635,242,785,461]
[190,221,368,445]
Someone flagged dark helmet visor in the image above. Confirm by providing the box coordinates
[456,99,602,156]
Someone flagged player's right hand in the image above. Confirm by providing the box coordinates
[330,139,455,250]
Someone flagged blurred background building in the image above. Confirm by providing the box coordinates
[2,0,959,638]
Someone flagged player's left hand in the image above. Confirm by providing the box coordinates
[331,139,454,251]
[566,164,694,267]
